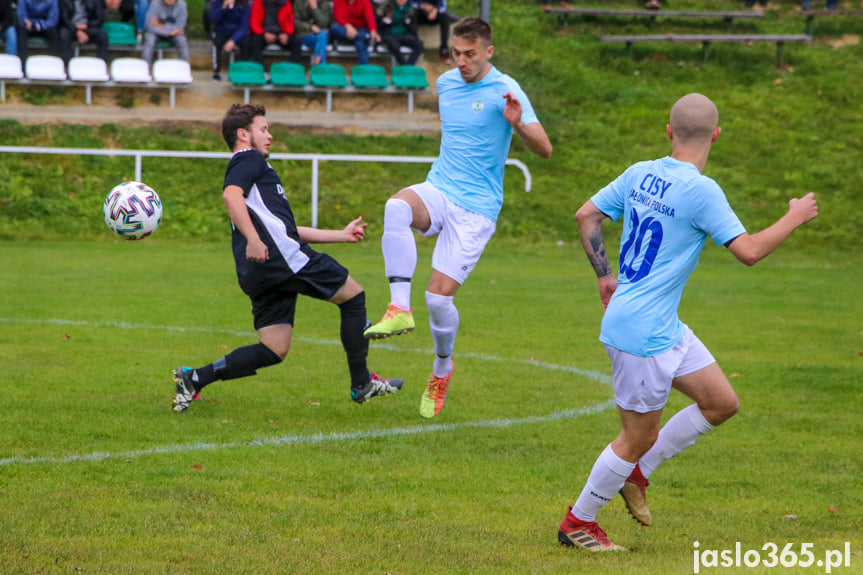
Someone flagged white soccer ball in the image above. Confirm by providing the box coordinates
[103,181,163,240]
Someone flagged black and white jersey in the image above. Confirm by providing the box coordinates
[224,148,314,296]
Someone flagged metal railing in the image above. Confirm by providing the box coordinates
[0,146,533,228]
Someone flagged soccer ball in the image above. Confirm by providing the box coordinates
[103,181,163,240]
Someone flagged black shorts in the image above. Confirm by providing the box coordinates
[249,251,349,330]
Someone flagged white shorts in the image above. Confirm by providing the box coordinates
[410,181,497,285]
[604,324,716,413]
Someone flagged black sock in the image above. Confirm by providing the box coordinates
[194,343,282,390]
[339,292,371,388]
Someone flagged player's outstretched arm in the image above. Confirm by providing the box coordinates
[576,199,617,311]
[224,185,269,262]
[298,216,367,244]
[503,93,552,159]
[726,192,818,266]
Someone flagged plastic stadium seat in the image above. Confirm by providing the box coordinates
[67,56,110,82]
[269,62,307,87]
[310,63,347,87]
[152,59,193,84]
[0,54,24,79]
[391,65,429,89]
[104,22,138,46]
[0,54,24,101]
[111,57,152,82]
[229,61,266,85]
[25,55,67,80]
[350,64,388,88]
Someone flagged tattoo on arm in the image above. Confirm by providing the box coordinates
[586,228,611,277]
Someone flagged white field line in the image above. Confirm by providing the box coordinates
[0,317,615,467]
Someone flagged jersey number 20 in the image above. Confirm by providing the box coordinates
[619,208,663,283]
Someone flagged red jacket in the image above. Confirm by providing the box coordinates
[250,0,294,35]
[333,0,375,31]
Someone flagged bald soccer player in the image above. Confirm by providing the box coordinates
[557,93,819,551]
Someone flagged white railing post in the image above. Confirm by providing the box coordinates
[311,157,319,229]
[135,153,142,182]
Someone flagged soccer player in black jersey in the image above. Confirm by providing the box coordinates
[172,103,402,412]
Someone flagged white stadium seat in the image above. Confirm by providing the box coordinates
[0,54,24,79]
[110,58,152,83]
[152,59,193,84]
[25,55,67,80]
[68,57,110,82]
[0,53,24,101]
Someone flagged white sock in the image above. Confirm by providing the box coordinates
[426,291,458,378]
[639,404,714,479]
[381,198,416,311]
[572,444,635,522]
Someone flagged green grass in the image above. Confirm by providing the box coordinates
[0,238,860,574]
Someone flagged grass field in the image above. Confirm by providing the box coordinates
[0,237,860,574]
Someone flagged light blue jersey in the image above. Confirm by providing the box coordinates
[591,156,746,356]
[426,65,539,222]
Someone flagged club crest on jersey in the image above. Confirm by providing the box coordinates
[472,99,484,113]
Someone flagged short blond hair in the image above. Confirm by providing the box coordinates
[670,93,718,144]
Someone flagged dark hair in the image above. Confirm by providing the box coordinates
[452,17,492,45]
[221,103,266,150]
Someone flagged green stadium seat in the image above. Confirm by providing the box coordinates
[269,62,307,87]
[350,64,389,89]
[229,61,266,85]
[391,65,429,89]
[104,22,138,46]
[309,63,347,88]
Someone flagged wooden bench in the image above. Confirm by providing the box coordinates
[547,8,763,29]
[599,33,812,64]
[801,9,863,35]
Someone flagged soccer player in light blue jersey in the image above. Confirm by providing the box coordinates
[558,93,818,551]
[363,17,552,418]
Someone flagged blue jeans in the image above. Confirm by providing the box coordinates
[136,0,150,32]
[330,23,370,64]
[301,30,328,63]
[3,26,16,56]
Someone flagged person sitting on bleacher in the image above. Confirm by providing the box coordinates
[59,0,109,62]
[103,0,149,40]
[1,0,18,55]
[140,0,188,64]
[377,0,421,65]
[289,0,330,65]
[210,0,250,80]
[413,0,447,62]
[249,0,292,64]
[16,0,62,61]
[800,0,836,10]
[331,0,379,65]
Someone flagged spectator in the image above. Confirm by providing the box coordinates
[17,0,61,61]
[332,0,378,65]
[103,0,149,37]
[249,0,292,64]
[289,0,330,65]
[377,0,422,65]
[140,0,189,64]
[1,0,17,56]
[59,0,109,63]
[413,0,448,61]
[210,0,251,80]
[800,0,836,10]
[644,0,660,9]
